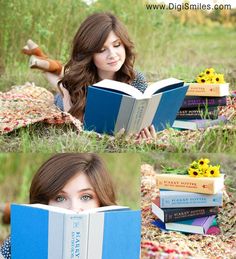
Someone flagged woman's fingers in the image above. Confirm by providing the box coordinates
[149,125,156,138]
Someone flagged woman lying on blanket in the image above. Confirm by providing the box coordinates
[22,12,156,143]
[0,153,117,259]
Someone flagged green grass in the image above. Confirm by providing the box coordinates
[0,1,236,152]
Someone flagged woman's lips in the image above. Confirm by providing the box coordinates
[107,60,119,66]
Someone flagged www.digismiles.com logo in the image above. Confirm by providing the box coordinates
[145,2,231,11]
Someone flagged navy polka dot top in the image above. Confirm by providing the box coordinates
[0,236,11,259]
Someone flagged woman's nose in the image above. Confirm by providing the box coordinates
[69,201,84,213]
[107,48,116,58]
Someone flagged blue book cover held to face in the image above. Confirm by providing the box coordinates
[11,204,141,259]
[84,78,188,135]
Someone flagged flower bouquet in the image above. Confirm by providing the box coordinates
[186,68,229,97]
[157,158,224,194]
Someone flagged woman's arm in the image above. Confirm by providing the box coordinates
[58,85,72,112]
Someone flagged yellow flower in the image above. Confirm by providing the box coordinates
[204,68,215,76]
[189,161,199,169]
[198,72,205,78]
[188,168,203,177]
[205,165,221,177]
[196,76,207,83]
[198,158,210,165]
[198,158,210,172]
[214,74,225,84]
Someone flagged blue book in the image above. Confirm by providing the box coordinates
[84,78,188,135]
[153,215,216,234]
[152,197,218,222]
[11,204,141,259]
[159,189,223,208]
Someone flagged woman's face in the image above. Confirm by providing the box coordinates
[93,30,126,80]
[49,172,100,212]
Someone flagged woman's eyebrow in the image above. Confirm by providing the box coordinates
[103,38,120,47]
[113,38,121,43]
[77,188,95,193]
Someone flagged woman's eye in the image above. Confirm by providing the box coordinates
[99,48,105,53]
[81,194,92,201]
[55,195,66,202]
[114,42,121,47]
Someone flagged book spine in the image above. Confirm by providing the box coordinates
[114,96,135,133]
[186,83,229,97]
[63,215,89,259]
[181,96,227,109]
[176,107,218,120]
[160,192,223,208]
[126,99,148,133]
[164,207,218,222]
[87,213,104,259]
[48,211,64,259]
[178,107,218,114]
[156,174,223,194]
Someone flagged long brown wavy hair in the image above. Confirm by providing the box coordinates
[59,12,136,120]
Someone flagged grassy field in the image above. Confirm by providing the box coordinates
[0,152,141,241]
[0,0,236,152]
[0,1,236,152]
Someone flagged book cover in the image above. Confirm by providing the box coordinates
[152,197,218,222]
[180,96,227,109]
[186,83,229,97]
[84,78,188,134]
[159,189,223,208]
[153,215,216,234]
[176,106,218,120]
[156,174,224,194]
[11,204,141,259]
[172,116,227,130]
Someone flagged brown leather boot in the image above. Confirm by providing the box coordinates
[0,202,10,225]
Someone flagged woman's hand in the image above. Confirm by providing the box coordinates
[134,125,156,144]
[115,125,156,144]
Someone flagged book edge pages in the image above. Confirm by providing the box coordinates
[93,79,142,98]
[144,78,183,97]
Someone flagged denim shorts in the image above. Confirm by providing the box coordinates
[54,93,64,111]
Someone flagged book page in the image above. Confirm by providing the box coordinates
[93,79,143,98]
[24,203,76,214]
[143,78,184,97]
[81,205,130,214]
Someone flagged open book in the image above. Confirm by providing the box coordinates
[11,204,141,259]
[84,78,188,134]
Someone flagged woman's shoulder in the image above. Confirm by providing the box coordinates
[131,70,148,93]
[0,236,11,259]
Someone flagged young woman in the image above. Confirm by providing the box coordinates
[23,12,156,142]
[0,153,116,259]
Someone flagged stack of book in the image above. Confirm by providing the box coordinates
[173,82,229,130]
[152,174,224,234]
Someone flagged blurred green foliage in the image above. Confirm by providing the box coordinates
[0,153,140,208]
[0,0,235,91]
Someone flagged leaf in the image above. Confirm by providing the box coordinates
[161,166,188,175]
